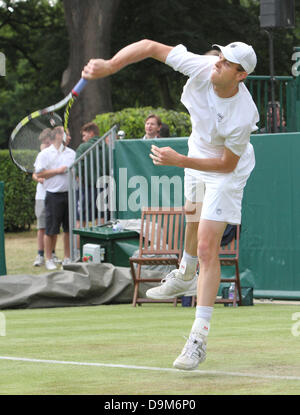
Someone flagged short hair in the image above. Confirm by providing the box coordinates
[236,64,246,72]
[38,128,52,142]
[80,122,99,136]
[145,114,162,126]
[159,123,170,138]
[52,126,64,140]
[205,49,220,57]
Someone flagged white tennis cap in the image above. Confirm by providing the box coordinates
[212,42,257,74]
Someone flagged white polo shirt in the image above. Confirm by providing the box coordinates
[166,44,259,177]
[34,144,75,193]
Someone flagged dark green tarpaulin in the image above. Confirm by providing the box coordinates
[114,133,300,300]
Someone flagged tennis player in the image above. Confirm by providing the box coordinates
[82,40,259,370]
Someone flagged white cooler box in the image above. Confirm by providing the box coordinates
[82,243,105,264]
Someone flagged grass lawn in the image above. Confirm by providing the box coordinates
[4,228,64,276]
[0,303,300,395]
[1,230,300,396]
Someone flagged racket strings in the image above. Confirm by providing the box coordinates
[9,113,62,173]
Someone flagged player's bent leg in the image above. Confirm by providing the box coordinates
[146,220,200,300]
[146,199,201,300]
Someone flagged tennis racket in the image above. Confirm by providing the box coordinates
[9,78,87,174]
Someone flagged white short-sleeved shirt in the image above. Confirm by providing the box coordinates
[34,144,76,193]
[166,45,259,177]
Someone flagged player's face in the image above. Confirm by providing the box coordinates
[145,118,160,138]
[210,54,246,86]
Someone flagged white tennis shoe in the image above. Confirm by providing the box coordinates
[45,259,57,271]
[33,254,45,267]
[146,269,197,300]
[62,257,72,266]
[52,253,62,264]
[173,334,207,370]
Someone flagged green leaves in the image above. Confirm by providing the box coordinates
[94,107,191,139]
[0,0,68,148]
[0,150,36,231]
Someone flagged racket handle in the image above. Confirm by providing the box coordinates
[72,78,88,96]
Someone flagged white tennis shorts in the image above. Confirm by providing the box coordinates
[184,146,255,225]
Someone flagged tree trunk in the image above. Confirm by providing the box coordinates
[157,74,174,109]
[62,0,120,147]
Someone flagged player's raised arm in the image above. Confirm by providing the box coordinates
[82,39,173,80]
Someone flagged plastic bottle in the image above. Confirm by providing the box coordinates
[228,282,235,307]
[112,222,123,232]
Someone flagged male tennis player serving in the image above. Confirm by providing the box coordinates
[82,40,259,371]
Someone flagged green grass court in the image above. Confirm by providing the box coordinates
[0,302,300,395]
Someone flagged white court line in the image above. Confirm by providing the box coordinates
[0,355,300,381]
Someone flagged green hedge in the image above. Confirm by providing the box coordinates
[93,106,191,139]
[0,150,36,231]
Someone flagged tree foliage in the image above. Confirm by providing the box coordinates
[110,0,300,111]
[93,107,191,139]
[0,150,36,231]
[0,0,68,148]
[0,0,299,149]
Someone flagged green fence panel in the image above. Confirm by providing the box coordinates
[115,138,188,219]
[0,182,6,276]
[240,132,300,299]
[114,134,300,299]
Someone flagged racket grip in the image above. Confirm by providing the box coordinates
[72,78,88,96]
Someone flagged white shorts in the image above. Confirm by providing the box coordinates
[184,154,255,225]
[35,199,46,229]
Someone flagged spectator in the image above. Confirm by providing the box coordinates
[32,128,60,267]
[159,123,170,138]
[34,126,76,270]
[142,114,162,139]
[260,101,287,133]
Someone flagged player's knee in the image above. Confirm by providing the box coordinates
[197,239,218,265]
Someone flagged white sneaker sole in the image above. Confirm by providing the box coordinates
[45,263,57,271]
[173,355,206,371]
[146,289,196,300]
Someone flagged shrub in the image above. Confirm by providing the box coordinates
[93,106,191,139]
[0,150,36,231]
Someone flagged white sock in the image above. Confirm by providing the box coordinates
[195,306,213,322]
[190,306,214,339]
[191,317,210,339]
[178,251,198,281]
